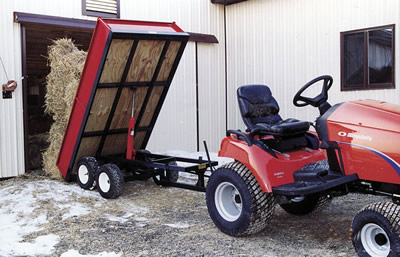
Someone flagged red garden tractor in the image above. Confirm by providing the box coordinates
[206,75,400,257]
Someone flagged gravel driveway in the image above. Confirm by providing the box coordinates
[0,173,386,257]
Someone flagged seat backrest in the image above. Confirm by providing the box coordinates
[237,84,283,130]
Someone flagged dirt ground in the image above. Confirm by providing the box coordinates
[0,173,387,257]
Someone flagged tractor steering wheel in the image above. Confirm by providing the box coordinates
[293,75,333,108]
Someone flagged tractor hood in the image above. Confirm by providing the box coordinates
[327,100,400,133]
[317,99,400,185]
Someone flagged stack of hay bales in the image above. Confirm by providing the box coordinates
[43,38,87,179]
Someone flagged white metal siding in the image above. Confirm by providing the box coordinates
[147,43,198,152]
[197,4,226,152]
[198,42,226,152]
[226,0,400,131]
[0,1,25,177]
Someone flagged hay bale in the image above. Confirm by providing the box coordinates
[43,38,87,179]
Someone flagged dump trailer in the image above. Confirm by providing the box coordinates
[57,18,217,198]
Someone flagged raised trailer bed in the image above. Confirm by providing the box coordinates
[57,18,217,198]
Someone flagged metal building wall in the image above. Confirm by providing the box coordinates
[225,0,400,131]
[0,0,225,177]
[0,1,25,178]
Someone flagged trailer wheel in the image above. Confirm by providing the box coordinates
[96,164,124,199]
[77,157,99,190]
[166,161,179,183]
[206,161,275,236]
[153,161,179,184]
[279,193,332,216]
[352,202,400,257]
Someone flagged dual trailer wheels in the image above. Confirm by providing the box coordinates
[352,202,400,257]
[76,157,124,199]
[76,157,179,199]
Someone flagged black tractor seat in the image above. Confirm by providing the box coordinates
[252,119,310,136]
[237,84,318,152]
[237,85,310,137]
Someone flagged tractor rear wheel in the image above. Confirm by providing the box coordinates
[206,161,275,236]
[76,157,98,190]
[352,202,400,257]
[96,164,124,199]
[279,193,332,215]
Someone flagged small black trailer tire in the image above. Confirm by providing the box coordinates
[166,161,179,183]
[206,161,275,236]
[352,201,400,257]
[279,193,332,216]
[77,157,99,190]
[96,164,124,199]
[153,161,179,184]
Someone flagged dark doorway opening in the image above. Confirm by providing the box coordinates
[23,24,92,171]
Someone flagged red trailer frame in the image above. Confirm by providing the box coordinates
[57,18,191,181]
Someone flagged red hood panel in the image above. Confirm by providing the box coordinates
[327,101,400,133]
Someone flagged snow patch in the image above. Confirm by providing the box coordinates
[35,180,102,201]
[0,183,57,256]
[60,249,122,257]
[134,217,148,222]
[0,179,101,256]
[122,203,149,214]
[103,212,133,223]
[12,234,60,256]
[164,222,191,229]
[59,203,91,220]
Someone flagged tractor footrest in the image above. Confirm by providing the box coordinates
[272,173,358,196]
[293,168,329,182]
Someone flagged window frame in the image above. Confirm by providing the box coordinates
[340,24,395,91]
[82,0,120,19]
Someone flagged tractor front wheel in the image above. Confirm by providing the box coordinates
[96,164,124,199]
[206,161,275,236]
[352,202,400,257]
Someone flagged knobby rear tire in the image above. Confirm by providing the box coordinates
[206,161,275,236]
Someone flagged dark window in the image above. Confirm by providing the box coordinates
[82,0,120,18]
[341,25,395,91]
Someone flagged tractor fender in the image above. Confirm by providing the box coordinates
[218,136,276,192]
[218,136,327,193]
